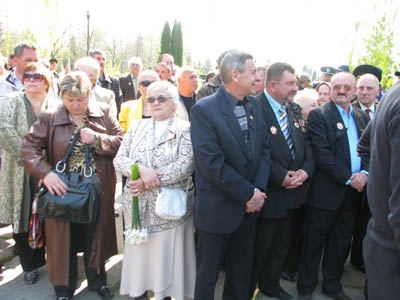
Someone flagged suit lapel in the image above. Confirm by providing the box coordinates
[353,108,366,138]
[259,93,292,162]
[328,101,351,167]
[216,90,251,160]
[247,99,257,160]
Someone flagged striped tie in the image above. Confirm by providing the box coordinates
[279,107,295,158]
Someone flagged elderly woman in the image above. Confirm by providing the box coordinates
[21,71,123,300]
[0,62,59,284]
[316,82,331,106]
[114,81,195,300]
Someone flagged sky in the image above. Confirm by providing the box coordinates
[2,0,399,74]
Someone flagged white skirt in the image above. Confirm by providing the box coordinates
[120,217,196,300]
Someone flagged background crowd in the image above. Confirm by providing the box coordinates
[0,40,399,300]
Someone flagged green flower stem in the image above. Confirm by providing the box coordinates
[131,163,141,230]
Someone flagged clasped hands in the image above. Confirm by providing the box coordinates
[349,172,368,192]
[281,169,308,189]
[246,190,267,213]
[128,165,163,197]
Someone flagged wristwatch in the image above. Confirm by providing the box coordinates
[254,187,260,193]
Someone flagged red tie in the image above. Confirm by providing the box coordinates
[365,108,371,121]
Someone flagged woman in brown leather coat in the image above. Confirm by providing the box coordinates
[22,71,123,300]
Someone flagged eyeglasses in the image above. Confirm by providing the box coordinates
[147,95,171,103]
[139,80,155,87]
[23,73,44,82]
[332,84,352,92]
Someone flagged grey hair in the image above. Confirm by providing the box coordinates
[146,81,179,111]
[128,56,143,67]
[176,66,195,81]
[89,49,106,58]
[14,40,38,58]
[220,51,253,83]
[74,57,100,81]
[357,73,380,90]
[137,70,160,83]
[60,71,92,98]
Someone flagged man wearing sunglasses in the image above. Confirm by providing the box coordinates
[297,72,369,300]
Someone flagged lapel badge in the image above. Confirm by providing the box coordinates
[299,119,305,127]
[337,122,344,130]
[302,127,306,133]
[250,115,254,120]
[294,122,300,128]
[270,126,277,135]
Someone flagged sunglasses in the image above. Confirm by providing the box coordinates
[139,80,155,87]
[23,73,44,82]
[332,84,352,92]
[147,95,171,103]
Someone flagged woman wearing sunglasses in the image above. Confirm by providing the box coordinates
[114,80,196,300]
[0,62,59,285]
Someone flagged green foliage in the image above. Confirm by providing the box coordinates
[358,15,396,90]
[171,21,183,66]
[160,21,171,60]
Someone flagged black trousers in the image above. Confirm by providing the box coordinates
[283,206,306,274]
[54,221,106,298]
[250,215,291,297]
[194,214,257,300]
[364,237,400,300]
[297,188,361,295]
[350,199,371,269]
[13,232,46,272]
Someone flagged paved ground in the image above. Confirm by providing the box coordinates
[0,177,366,300]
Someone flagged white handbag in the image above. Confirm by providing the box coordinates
[155,185,188,220]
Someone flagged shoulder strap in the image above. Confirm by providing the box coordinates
[55,129,81,173]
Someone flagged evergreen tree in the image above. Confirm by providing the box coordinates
[160,21,171,60]
[171,21,183,66]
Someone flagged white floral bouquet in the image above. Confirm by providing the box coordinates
[124,163,148,245]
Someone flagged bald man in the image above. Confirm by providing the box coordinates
[177,66,198,120]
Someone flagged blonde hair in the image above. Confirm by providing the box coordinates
[60,71,92,97]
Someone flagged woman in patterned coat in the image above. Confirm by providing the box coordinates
[0,62,59,284]
[113,81,195,300]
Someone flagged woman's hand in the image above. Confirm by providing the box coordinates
[80,128,96,144]
[139,165,162,190]
[128,179,145,197]
[43,171,67,196]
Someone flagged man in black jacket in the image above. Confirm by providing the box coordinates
[297,73,369,300]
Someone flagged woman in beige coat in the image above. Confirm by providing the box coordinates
[0,62,59,284]
[114,81,196,300]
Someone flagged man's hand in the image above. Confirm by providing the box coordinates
[281,171,296,187]
[246,190,267,213]
[286,169,309,189]
[350,172,368,192]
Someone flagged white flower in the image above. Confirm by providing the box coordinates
[124,227,148,245]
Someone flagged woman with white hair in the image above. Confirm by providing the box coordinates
[114,80,196,300]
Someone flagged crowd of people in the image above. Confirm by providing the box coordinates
[0,40,399,300]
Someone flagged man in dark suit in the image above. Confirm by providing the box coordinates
[349,73,380,272]
[119,56,142,102]
[190,51,271,300]
[297,73,369,300]
[89,49,122,114]
[359,81,400,300]
[249,62,314,300]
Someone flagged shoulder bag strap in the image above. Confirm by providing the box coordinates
[55,129,81,173]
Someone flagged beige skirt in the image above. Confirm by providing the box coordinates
[120,217,196,300]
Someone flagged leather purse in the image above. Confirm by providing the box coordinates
[37,130,101,224]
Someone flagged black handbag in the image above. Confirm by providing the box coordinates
[38,130,101,224]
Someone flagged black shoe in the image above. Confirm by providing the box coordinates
[298,293,312,300]
[92,285,113,299]
[281,271,296,282]
[265,288,296,300]
[56,297,70,300]
[23,269,38,285]
[322,291,352,300]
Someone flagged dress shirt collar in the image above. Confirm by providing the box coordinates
[359,102,375,113]
[334,102,354,118]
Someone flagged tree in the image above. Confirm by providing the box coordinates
[358,10,398,90]
[160,21,171,59]
[171,21,183,66]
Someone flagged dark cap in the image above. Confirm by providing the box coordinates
[353,64,382,82]
[336,65,350,72]
[321,66,336,75]
[395,71,400,77]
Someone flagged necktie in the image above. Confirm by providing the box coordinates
[365,108,371,121]
[279,107,295,158]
